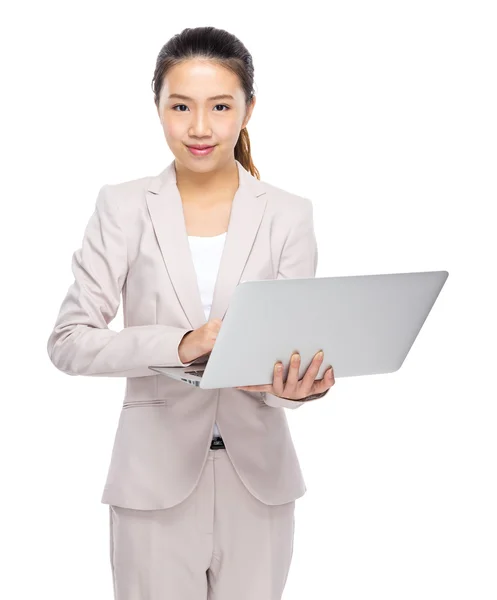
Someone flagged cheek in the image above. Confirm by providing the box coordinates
[217,119,242,141]
[161,111,183,134]
[163,121,184,140]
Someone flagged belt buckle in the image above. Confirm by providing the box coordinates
[211,436,225,449]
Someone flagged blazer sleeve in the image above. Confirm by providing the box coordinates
[46,184,196,378]
[261,198,331,409]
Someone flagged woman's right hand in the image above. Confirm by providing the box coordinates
[178,318,223,364]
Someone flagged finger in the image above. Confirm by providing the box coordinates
[272,360,285,397]
[300,350,325,391]
[317,366,335,392]
[285,352,301,391]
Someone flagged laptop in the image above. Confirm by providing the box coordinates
[148,270,449,389]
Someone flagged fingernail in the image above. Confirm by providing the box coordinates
[275,363,282,371]
[316,351,324,359]
[292,353,300,362]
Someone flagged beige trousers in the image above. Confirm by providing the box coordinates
[109,448,296,599]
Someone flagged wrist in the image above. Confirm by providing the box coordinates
[280,391,328,402]
[178,330,194,363]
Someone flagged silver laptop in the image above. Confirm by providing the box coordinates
[148,270,449,389]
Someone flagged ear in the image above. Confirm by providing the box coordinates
[242,95,256,129]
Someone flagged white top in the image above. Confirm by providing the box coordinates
[187,232,227,439]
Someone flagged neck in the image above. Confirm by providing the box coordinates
[174,159,239,197]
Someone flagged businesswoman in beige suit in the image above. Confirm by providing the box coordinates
[47,26,335,600]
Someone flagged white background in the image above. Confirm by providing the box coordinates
[1,1,496,599]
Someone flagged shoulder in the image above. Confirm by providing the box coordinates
[93,174,156,226]
[100,173,153,204]
[257,176,314,228]
[98,168,314,223]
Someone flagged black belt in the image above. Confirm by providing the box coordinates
[210,436,226,450]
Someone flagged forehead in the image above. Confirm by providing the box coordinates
[161,59,243,99]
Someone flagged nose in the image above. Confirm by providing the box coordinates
[188,110,212,137]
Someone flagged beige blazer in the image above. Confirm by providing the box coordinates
[47,159,330,510]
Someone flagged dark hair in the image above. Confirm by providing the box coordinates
[151,26,260,179]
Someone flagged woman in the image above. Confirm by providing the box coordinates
[47,26,335,600]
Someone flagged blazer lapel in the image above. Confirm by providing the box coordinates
[146,159,268,330]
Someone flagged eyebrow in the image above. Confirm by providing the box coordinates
[168,94,235,101]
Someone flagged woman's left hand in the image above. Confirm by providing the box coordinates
[235,350,334,400]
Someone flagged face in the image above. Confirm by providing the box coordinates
[157,58,256,173]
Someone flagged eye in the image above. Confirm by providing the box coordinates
[171,104,230,112]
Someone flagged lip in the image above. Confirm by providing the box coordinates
[186,144,216,156]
